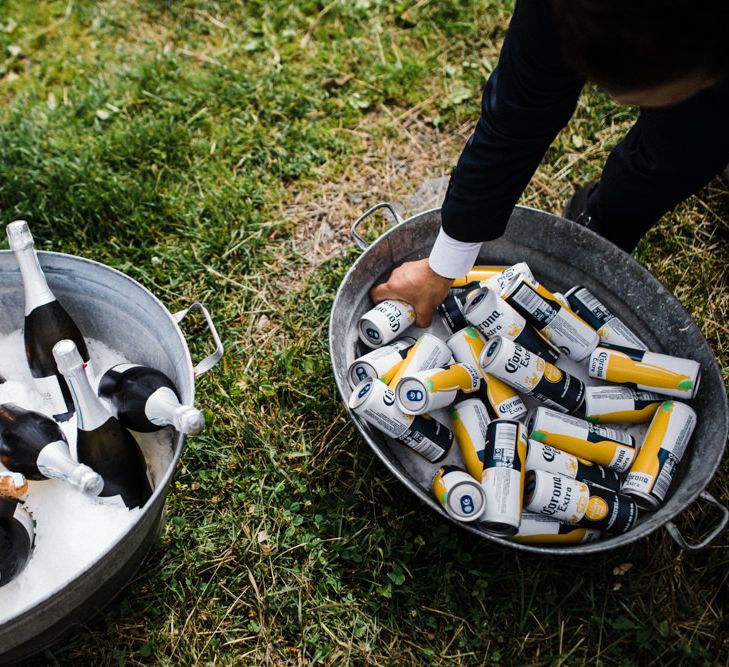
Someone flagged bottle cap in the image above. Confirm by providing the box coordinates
[177,406,205,435]
[53,339,84,375]
[71,465,105,496]
[6,220,34,251]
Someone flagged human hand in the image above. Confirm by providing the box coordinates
[369,258,453,328]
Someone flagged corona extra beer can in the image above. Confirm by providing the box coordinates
[349,378,453,462]
[449,397,491,479]
[512,512,601,544]
[621,401,697,509]
[481,262,537,295]
[526,439,621,492]
[528,407,635,472]
[463,287,560,363]
[479,336,585,414]
[358,299,416,348]
[588,345,701,399]
[479,419,527,535]
[565,285,647,350]
[502,275,599,361]
[524,470,638,535]
[446,327,527,420]
[451,265,509,288]
[348,337,417,387]
[387,333,454,389]
[432,465,486,522]
[584,386,663,424]
[395,363,481,415]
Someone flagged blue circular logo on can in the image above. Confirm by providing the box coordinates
[487,340,499,357]
[355,366,368,381]
[357,382,372,399]
[473,293,485,306]
[366,327,380,341]
[460,495,475,514]
[406,389,424,402]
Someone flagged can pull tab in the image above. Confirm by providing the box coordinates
[350,202,405,251]
[173,302,224,377]
[664,491,729,550]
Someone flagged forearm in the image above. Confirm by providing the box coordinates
[440,0,584,244]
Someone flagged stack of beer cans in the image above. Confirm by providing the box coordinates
[348,263,701,544]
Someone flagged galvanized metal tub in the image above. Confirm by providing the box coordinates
[0,250,223,664]
[330,203,729,555]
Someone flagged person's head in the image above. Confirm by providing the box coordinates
[551,0,729,107]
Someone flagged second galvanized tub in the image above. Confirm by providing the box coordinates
[329,204,729,555]
[0,250,223,664]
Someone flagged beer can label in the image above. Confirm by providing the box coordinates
[589,346,700,399]
[481,262,536,295]
[512,512,601,544]
[622,401,696,506]
[450,398,491,480]
[566,286,647,350]
[480,420,527,534]
[524,470,589,524]
[529,407,635,471]
[480,337,584,413]
[584,386,663,423]
[358,300,416,348]
[579,485,638,534]
[401,415,454,462]
[504,278,599,361]
[484,374,527,420]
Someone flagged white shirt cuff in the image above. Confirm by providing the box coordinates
[428,228,482,279]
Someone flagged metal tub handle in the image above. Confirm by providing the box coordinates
[350,202,404,251]
[173,302,224,377]
[664,491,729,550]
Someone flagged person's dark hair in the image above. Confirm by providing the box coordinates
[551,0,729,91]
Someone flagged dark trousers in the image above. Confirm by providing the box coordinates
[440,0,729,251]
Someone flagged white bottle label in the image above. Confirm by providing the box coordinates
[33,374,67,416]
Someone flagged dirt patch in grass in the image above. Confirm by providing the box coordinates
[283,114,472,279]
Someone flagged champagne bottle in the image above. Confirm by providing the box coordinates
[98,364,204,434]
[53,340,152,509]
[6,220,94,422]
[0,498,35,587]
[0,402,103,495]
[0,471,28,499]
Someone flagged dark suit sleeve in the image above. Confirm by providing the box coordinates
[440,0,584,242]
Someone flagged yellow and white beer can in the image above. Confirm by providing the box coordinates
[449,397,491,479]
[432,465,486,522]
[621,401,697,509]
[502,276,599,361]
[588,345,701,399]
[358,299,416,348]
[528,407,635,472]
[348,336,417,387]
[395,363,481,415]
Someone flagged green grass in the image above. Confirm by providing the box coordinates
[2,1,728,665]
